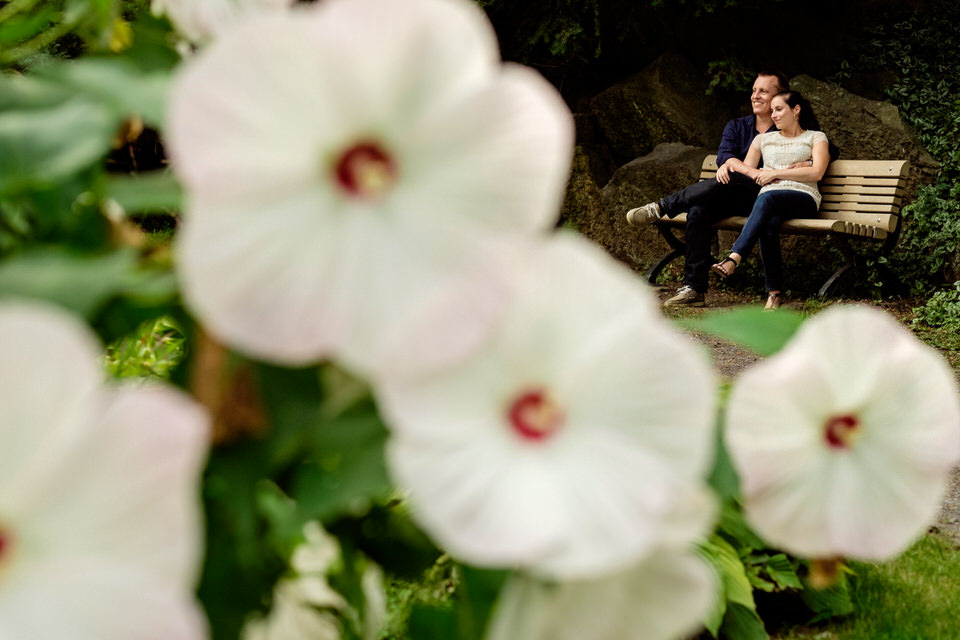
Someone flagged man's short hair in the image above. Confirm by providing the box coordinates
[756,69,790,93]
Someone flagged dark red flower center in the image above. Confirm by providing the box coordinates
[507,389,564,441]
[824,414,860,449]
[0,529,9,562]
[333,142,397,200]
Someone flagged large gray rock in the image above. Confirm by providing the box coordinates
[598,142,712,271]
[559,146,609,248]
[589,53,732,166]
[791,75,938,203]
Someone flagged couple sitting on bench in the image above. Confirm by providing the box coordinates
[627,70,829,310]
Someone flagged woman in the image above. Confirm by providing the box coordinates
[710,91,830,309]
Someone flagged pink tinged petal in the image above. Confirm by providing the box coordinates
[486,546,716,640]
[396,63,575,236]
[726,305,960,560]
[560,308,716,482]
[0,302,101,515]
[0,558,207,640]
[387,437,570,566]
[307,0,500,129]
[528,436,689,578]
[20,385,210,588]
[167,0,499,201]
[176,190,351,365]
[380,235,718,577]
[329,215,520,377]
[166,12,337,200]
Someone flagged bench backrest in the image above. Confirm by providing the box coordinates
[699,155,910,240]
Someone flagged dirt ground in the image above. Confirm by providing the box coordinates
[652,283,960,544]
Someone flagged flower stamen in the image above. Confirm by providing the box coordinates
[333,142,397,200]
[507,389,564,441]
[824,414,860,449]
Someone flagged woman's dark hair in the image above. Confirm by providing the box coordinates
[774,90,821,131]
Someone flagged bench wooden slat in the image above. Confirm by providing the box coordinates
[821,202,899,214]
[823,159,909,177]
[821,193,902,206]
[821,185,900,196]
[821,176,905,187]
[819,211,898,232]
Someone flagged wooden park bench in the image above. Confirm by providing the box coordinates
[645,155,911,297]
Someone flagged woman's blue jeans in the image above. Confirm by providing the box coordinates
[730,189,817,292]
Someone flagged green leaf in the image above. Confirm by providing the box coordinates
[801,572,854,622]
[719,603,769,640]
[682,307,805,356]
[708,414,741,502]
[455,566,510,639]
[104,170,182,214]
[406,565,508,640]
[0,89,115,193]
[700,535,758,637]
[292,402,392,524]
[32,57,171,127]
[0,247,176,318]
[703,535,757,610]
[764,553,803,590]
[718,502,764,550]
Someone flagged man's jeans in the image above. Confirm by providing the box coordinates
[658,173,760,293]
[730,190,818,292]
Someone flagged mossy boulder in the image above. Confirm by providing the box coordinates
[598,142,712,271]
[791,74,938,204]
[588,52,733,166]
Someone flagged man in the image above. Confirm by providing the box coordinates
[626,71,793,306]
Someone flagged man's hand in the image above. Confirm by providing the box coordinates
[787,160,813,170]
[754,169,780,186]
[715,164,734,184]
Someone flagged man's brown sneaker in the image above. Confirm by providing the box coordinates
[663,285,705,307]
[625,202,662,227]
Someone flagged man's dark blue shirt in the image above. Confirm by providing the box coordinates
[716,115,777,166]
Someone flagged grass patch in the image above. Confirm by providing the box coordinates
[774,533,960,639]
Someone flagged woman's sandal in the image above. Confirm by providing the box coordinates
[764,291,783,311]
[711,256,739,278]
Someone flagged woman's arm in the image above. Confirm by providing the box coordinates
[754,140,830,185]
[719,144,762,183]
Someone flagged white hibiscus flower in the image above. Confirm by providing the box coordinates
[166,0,574,375]
[0,301,210,640]
[726,304,960,560]
[379,234,717,578]
[486,544,716,640]
[152,0,296,45]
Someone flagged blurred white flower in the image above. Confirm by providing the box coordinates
[152,0,295,45]
[167,0,573,375]
[0,301,210,640]
[242,521,385,640]
[380,234,717,578]
[486,544,716,640]
[726,304,960,560]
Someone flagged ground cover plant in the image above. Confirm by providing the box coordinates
[2,2,960,640]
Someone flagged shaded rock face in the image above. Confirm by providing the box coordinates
[589,52,733,167]
[595,142,712,270]
[560,146,609,249]
[791,75,939,203]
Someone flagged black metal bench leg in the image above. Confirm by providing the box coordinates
[817,235,857,298]
[645,224,686,285]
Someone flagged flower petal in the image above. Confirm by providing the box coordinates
[18,384,209,588]
[381,235,717,577]
[726,305,960,559]
[486,546,716,640]
[0,557,207,640]
[0,301,100,516]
